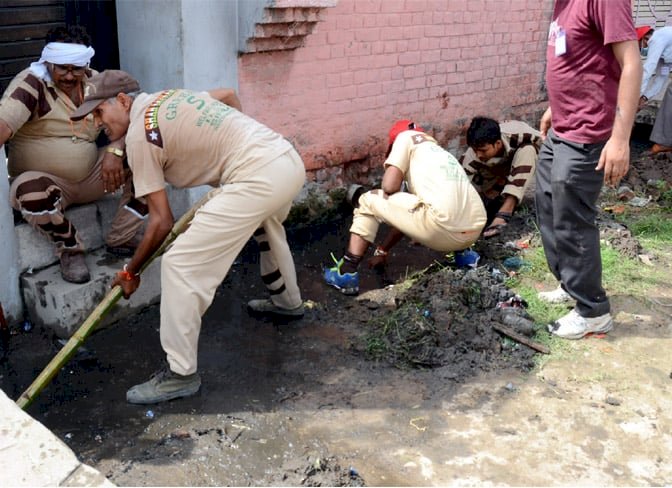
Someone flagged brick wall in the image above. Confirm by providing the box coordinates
[238,0,554,186]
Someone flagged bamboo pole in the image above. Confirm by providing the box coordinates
[16,188,221,410]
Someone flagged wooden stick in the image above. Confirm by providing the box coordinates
[16,188,221,410]
[492,322,550,354]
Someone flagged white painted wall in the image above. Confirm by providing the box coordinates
[116,0,239,92]
[0,146,22,323]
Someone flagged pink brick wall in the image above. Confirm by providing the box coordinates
[239,0,554,185]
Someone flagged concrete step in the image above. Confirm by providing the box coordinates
[21,248,162,339]
[0,389,114,487]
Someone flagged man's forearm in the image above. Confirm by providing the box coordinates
[612,43,643,142]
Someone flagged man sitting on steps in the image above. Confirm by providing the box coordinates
[0,26,146,284]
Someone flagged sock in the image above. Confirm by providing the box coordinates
[341,251,362,274]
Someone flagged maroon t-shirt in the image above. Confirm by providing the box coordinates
[546,0,636,144]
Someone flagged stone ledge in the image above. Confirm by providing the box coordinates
[21,248,161,339]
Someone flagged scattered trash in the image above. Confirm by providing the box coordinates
[627,196,651,207]
[502,256,527,271]
[604,204,626,214]
[505,382,516,391]
[349,466,359,477]
[422,309,431,318]
[454,249,480,268]
[64,433,73,440]
[22,320,33,333]
[145,410,155,419]
[94,434,102,443]
[638,254,654,266]
[491,267,504,278]
[410,417,428,431]
[616,185,635,201]
[496,296,528,309]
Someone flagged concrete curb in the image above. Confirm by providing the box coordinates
[0,389,114,487]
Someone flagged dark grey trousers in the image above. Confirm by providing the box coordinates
[535,130,610,318]
[651,84,672,146]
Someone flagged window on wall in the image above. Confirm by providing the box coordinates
[633,0,672,28]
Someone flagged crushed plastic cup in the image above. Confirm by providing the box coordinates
[145,410,155,419]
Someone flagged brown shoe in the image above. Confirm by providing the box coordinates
[60,251,91,284]
[651,143,672,154]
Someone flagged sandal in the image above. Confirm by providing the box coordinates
[482,211,512,239]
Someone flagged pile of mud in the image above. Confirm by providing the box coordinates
[356,266,539,376]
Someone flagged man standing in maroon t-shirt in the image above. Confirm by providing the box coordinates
[535,0,641,339]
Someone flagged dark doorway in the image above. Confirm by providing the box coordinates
[64,0,119,71]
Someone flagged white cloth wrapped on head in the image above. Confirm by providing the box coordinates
[29,42,95,81]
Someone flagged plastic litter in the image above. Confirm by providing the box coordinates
[145,410,155,419]
[454,249,480,268]
[502,256,527,271]
[627,196,651,207]
[349,467,359,477]
[22,320,33,332]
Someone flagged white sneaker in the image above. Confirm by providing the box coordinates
[547,309,613,340]
[538,286,573,304]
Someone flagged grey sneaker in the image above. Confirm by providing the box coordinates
[126,366,201,404]
[547,309,613,340]
[247,298,304,317]
[60,251,90,284]
[538,286,572,304]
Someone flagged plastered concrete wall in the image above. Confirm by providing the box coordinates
[0,146,21,323]
[116,0,239,93]
[238,0,554,184]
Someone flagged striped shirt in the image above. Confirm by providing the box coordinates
[0,68,99,182]
[459,120,542,202]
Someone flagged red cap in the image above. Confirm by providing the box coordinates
[388,119,425,146]
[636,26,653,41]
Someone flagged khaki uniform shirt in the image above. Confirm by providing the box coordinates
[460,120,542,202]
[0,68,99,181]
[385,130,485,232]
[125,89,293,198]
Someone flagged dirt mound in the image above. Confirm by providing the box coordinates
[624,151,672,193]
[356,266,538,376]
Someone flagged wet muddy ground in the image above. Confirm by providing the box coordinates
[2,140,672,486]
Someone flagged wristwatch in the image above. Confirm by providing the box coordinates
[106,147,124,157]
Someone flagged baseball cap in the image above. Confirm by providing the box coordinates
[388,119,425,146]
[70,69,140,121]
[636,25,653,41]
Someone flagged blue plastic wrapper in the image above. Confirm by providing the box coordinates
[454,249,480,268]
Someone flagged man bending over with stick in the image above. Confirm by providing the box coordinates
[71,70,306,404]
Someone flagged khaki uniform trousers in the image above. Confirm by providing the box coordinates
[161,149,305,375]
[350,190,484,253]
[9,147,146,255]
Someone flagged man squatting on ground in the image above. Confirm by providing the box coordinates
[460,117,542,239]
[538,0,641,339]
[323,120,487,295]
[0,26,145,284]
[70,70,306,404]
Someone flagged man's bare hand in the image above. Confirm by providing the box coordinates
[596,137,630,187]
[101,152,125,193]
[539,107,552,139]
[111,271,140,299]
